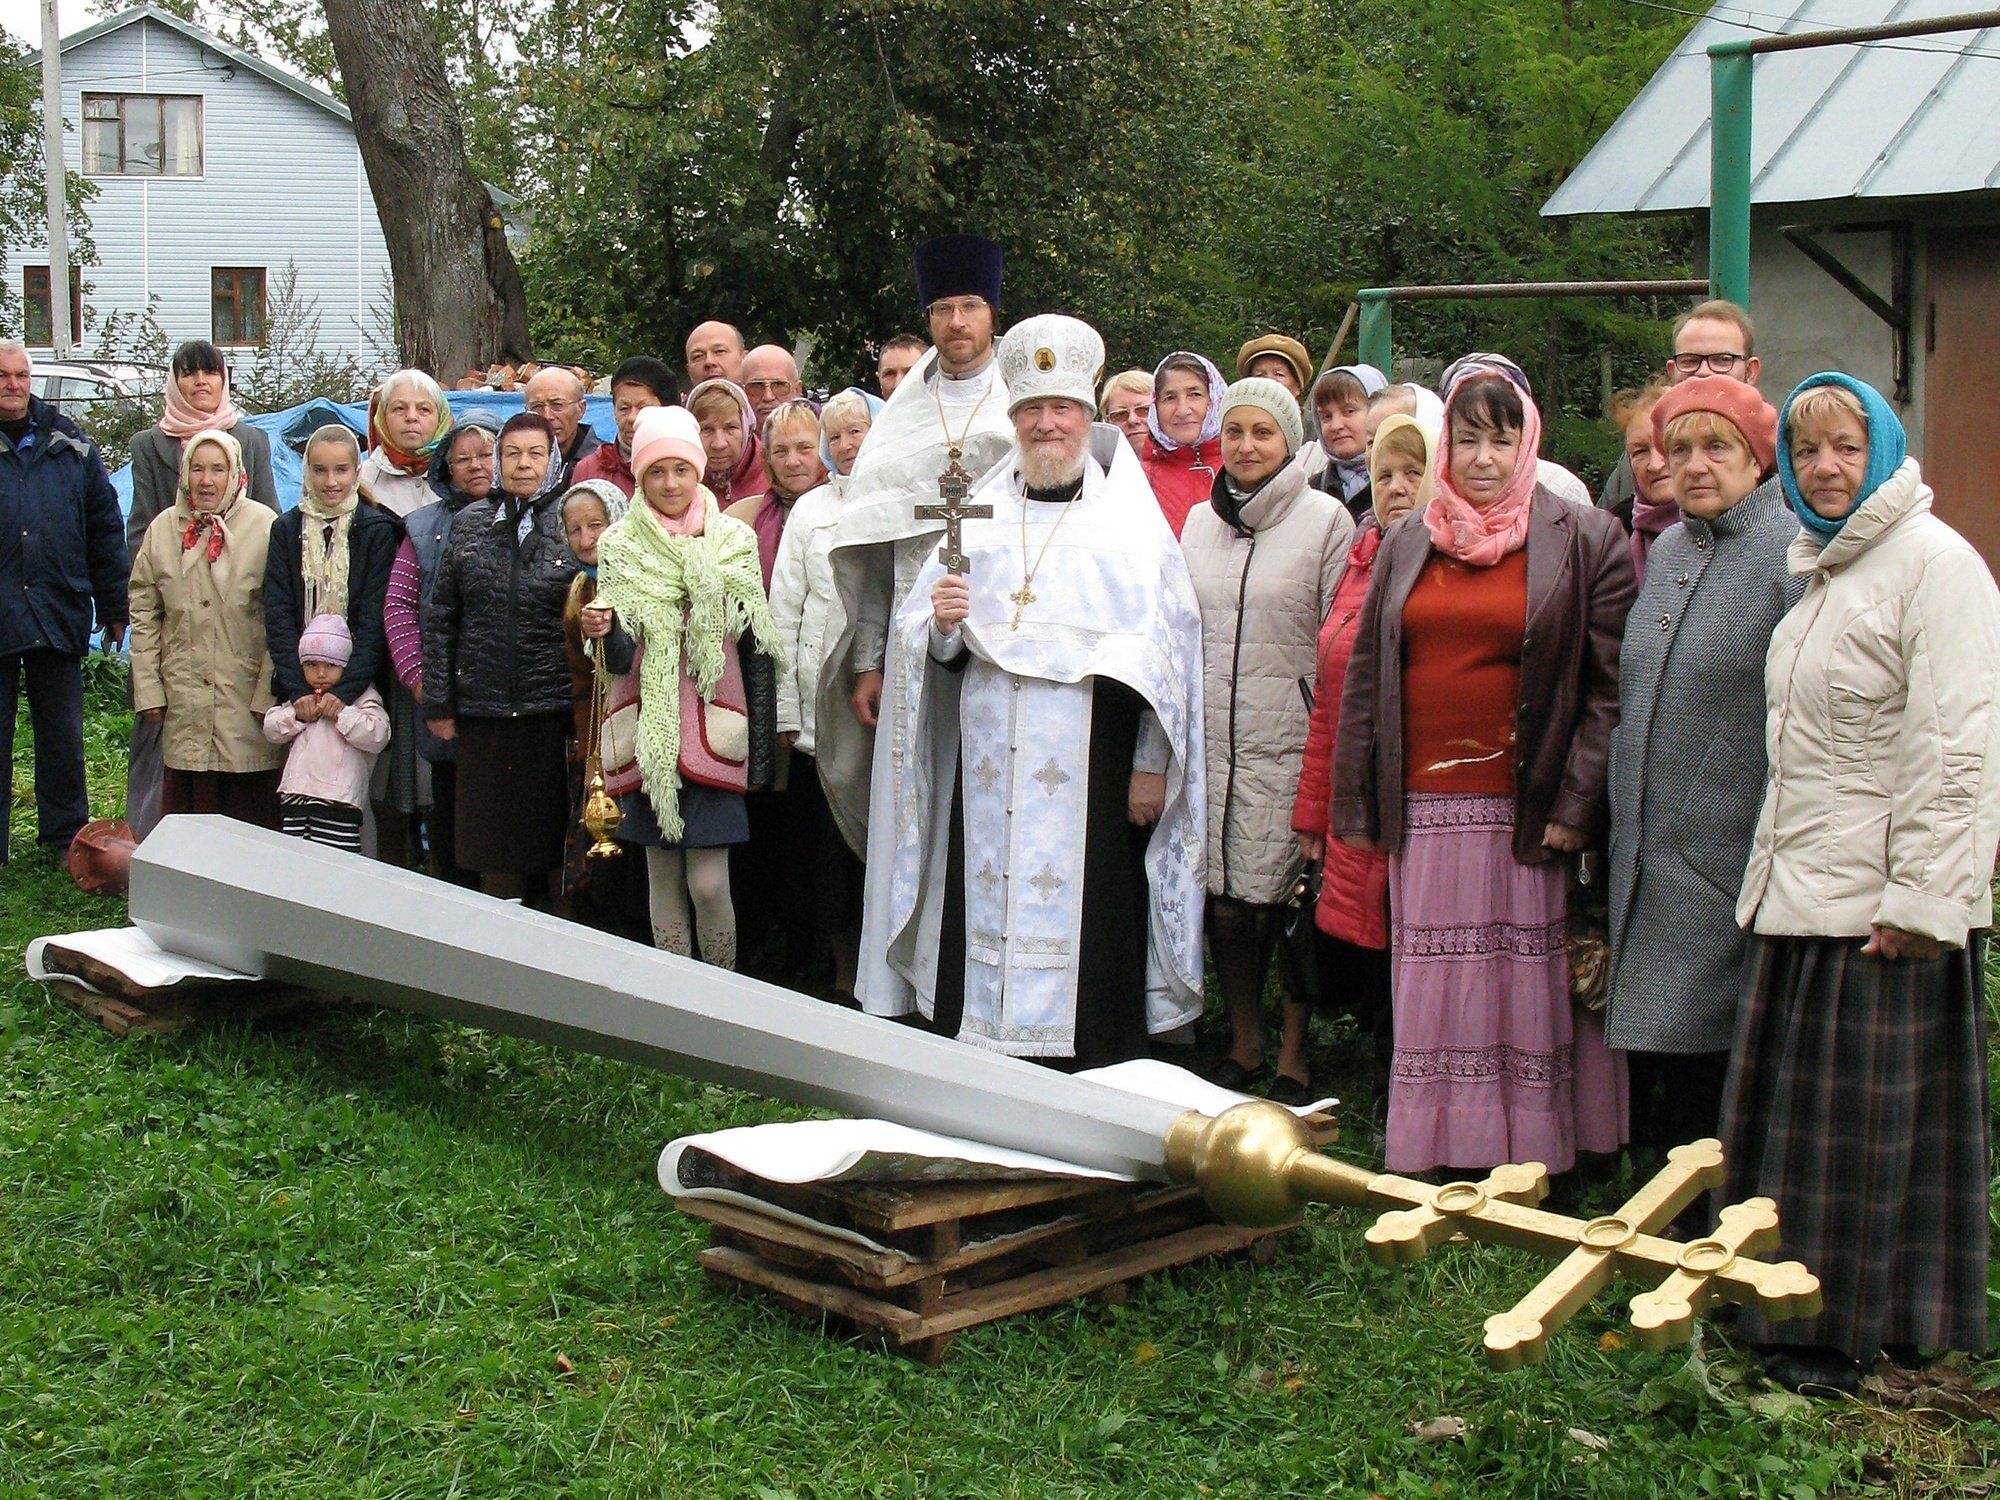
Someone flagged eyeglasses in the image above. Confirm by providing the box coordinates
[1104,405,1150,424]
[927,297,990,322]
[743,380,795,395]
[447,450,493,471]
[525,398,578,414]
[1670,352,1749,376]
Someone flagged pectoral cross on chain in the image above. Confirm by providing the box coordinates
[913,449,991,575]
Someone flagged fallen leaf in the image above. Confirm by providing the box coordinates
[1598,1331,1626,1353]
[1566,1427,1609,1451]
[1133,1342,1161,1366]
[555,1353,576,1376]
[1283,1374,1307,1395]
[657,1316,678,1331]
[1412,1417,1466,1443]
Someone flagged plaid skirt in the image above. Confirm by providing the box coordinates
[1718,933,1990,1358]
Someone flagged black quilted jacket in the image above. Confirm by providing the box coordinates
[422,492,579,720]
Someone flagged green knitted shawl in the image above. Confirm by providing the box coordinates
[595,491,783,839]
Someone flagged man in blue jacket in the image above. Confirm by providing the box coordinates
[0,340,128,863]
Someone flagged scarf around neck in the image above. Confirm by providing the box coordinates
[175,430,248,563]
[367,372,453,476]
[159,372,242,442]
[298,425,361,618]
[1423,369,1544,567]
[594,493,784,840]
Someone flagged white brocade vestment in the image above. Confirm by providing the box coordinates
[856,432,1208,1058]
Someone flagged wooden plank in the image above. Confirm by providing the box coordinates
[699,1217,1296,1357]
[909,1222,1284,1338]
[700,1246,926,1338]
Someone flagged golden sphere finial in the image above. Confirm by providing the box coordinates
[1165,1101,1314,1227]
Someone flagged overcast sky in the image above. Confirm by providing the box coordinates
[1,0,59,51]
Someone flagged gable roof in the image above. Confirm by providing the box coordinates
[30,2,352,125]
[1542,0,2000,217]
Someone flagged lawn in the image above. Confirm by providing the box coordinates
[2,663,1996,1497]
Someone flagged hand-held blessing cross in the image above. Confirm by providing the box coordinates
[913,449,992,575]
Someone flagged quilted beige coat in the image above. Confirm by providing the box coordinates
[1182,456,1352,904]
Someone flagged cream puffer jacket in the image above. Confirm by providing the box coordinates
[770,477,847,756]
[1738,459,2000,946]
[1182,456,1353,904]
[127,497,284,775]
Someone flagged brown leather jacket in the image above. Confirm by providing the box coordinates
[1331,489,1635,863]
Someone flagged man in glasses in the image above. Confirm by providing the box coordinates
[1600,299,1761,524]
[522,366,601,486]
[741,344,803,428]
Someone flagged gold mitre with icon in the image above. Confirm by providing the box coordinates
[998,314,1105,414]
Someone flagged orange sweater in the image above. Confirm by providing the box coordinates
[1401,550,1528,796]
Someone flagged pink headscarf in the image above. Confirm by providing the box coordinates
[1424,359,1543,567]
[158,367,242,441]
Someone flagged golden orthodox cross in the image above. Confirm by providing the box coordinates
[913,449,992,575]
[1166,1113,1821,1371]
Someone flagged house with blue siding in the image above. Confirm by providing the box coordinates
[11,3,393,372]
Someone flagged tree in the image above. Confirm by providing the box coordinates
[320,0,532,377]
[0,27,95,339]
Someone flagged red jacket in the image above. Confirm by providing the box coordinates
[571,441,635,496]
[1293,520,1389,949]
[1141,436,1221,538]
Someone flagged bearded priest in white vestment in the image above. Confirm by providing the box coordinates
[816,234,1015,855]
[856,315,1208,1067]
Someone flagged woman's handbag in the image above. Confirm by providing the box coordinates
[1277,860,1322,1002]
[1567,850,1611,1011]
[676,636,750,792]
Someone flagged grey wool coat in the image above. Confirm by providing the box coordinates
[1603,477,1804,1053]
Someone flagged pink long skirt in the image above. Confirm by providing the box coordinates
[1385,793,1626,1175]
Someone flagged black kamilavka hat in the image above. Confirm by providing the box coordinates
[913,234,1003,314]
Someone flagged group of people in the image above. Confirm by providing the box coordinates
[3,228,1995,1396]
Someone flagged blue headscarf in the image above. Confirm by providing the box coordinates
[819,386,884,477]
[1776,373,1905,546]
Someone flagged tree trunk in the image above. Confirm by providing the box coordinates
[322,0,532,378]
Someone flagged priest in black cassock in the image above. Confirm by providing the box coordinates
[855,314,1208,1068]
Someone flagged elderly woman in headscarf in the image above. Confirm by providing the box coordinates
[263,424,400,783]
[123,339,279,838]
[769,386,881,1001]
[1140,351,1225,537]
[686,378,768,506]
[1294,407,1440,1089]
[1716,374,2000,1394]
[359,368,454,519]
[423,411,579,902]
[351,368,451,865]
[381,408,502,883]
[127,428,284,828]
[1333,353,1634,1178]
[1602,376,1791,1170]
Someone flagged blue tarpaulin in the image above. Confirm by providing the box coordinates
[108,391,619,521]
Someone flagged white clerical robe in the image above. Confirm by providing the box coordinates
[815,350,1014,853]
[856,434,1207,1057]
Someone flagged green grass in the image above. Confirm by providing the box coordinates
[3,667,1997,1496]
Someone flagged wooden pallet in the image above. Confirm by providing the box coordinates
[35,944,327,1037]
[682,1110,1337,1364]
